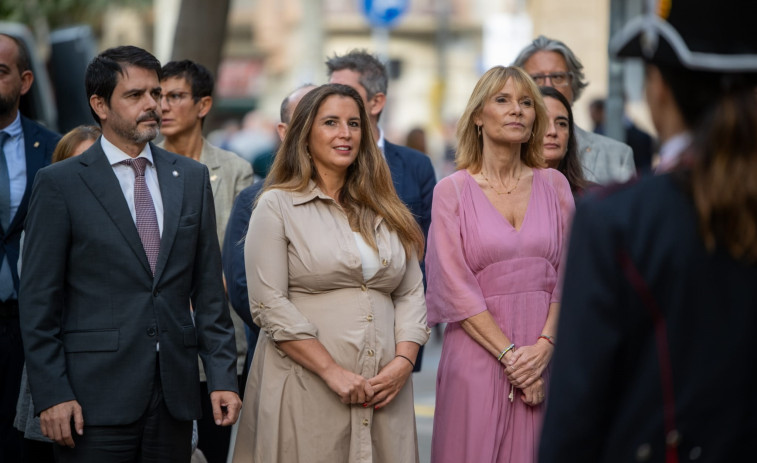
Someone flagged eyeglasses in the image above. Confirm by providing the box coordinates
[160,91,193,105]
[529,72,572,87]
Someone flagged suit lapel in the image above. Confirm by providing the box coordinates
[78,140,153,276]
[383,141,404,194]
[199,141,222,197]
[151,144,182,284]
[10,117,50,234]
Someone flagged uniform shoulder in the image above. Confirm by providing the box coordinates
[580,173,681,220]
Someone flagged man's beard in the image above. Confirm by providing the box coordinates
[111,110,161,144]
[0,87,20,118]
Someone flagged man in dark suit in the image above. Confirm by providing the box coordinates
[224,84,315,352]
[0,33,59,462]
[19,46,240,462]
[327,50,436,371]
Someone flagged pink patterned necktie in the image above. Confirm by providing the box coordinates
[121,157,160,275]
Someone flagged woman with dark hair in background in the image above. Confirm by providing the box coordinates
[539,86,588,196]
[233,83,428,462]
[539,2,757,461]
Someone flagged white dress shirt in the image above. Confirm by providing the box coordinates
[656,132,692,174]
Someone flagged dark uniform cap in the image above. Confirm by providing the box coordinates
[610,0,757,72]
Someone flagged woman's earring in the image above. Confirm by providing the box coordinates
[477,125,482,137]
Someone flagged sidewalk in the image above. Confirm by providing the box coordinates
[414,331,443,463]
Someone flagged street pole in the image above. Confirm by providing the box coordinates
[606,0,626,143]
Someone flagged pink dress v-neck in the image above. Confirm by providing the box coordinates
[425,168,574,463]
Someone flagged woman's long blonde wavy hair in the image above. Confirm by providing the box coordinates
[263,83,424,259]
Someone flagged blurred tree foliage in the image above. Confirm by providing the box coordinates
[0,0,151,30]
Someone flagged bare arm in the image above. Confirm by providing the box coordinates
[460,310,516,365]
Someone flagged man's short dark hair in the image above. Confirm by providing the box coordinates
[325,49,388,99]
[85,46,162,124]
[0,33,31,73]
[161,59,214,101]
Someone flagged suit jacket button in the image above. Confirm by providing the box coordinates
[147,327,156,337]
[153,289,159,297]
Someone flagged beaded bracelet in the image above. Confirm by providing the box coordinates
[396,354,415,369]
[538,335,555,346]
[497,343,515,361]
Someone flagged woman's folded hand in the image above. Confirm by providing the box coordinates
[322,365,375,405]
[365,357,414,410]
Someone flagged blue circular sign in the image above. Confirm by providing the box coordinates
[361,0,409,28]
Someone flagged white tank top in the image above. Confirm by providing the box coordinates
[353,232,380,281]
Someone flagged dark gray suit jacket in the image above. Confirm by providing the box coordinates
[19,139,238,425]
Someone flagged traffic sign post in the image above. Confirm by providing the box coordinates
[361,0,409,29]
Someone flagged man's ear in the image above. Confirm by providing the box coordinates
[276,122,288,142]
[19,70,33,96]
[198,96,213,119]
[90,95,108,122]
[368,92,386,117]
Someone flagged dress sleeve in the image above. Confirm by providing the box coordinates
[244,190,318,345]
[391,250,431,346]
[547,169,576,304]
[424,174,488,325]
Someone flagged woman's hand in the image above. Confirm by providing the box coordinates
[505,341,553,388]
[519,377,545,407]
[321,365,375,405]
[365,357,414,410]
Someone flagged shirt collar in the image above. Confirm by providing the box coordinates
[101,136,155,167]
[291,180,335,206]
[1,112,22,138]
[376,127,385,153]
[657,132,692,170]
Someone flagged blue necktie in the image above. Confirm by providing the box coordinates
[0,132,14,301]
[0,132,10,231]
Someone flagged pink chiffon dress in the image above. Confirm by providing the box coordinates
[426,168,574,463]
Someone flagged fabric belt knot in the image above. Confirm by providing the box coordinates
[121,157,160,275]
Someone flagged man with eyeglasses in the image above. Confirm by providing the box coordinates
[514,36,636,185]
[158,59,252,463]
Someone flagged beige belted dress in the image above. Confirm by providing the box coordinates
[232,183,430,463]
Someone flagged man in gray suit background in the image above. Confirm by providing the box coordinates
[158,59,253,463]
[19,46,240,462]
[514,36,636,185]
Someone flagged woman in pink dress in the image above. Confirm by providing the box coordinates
[426,66,574,462]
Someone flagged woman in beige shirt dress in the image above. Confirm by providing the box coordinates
[232,83,429,463]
